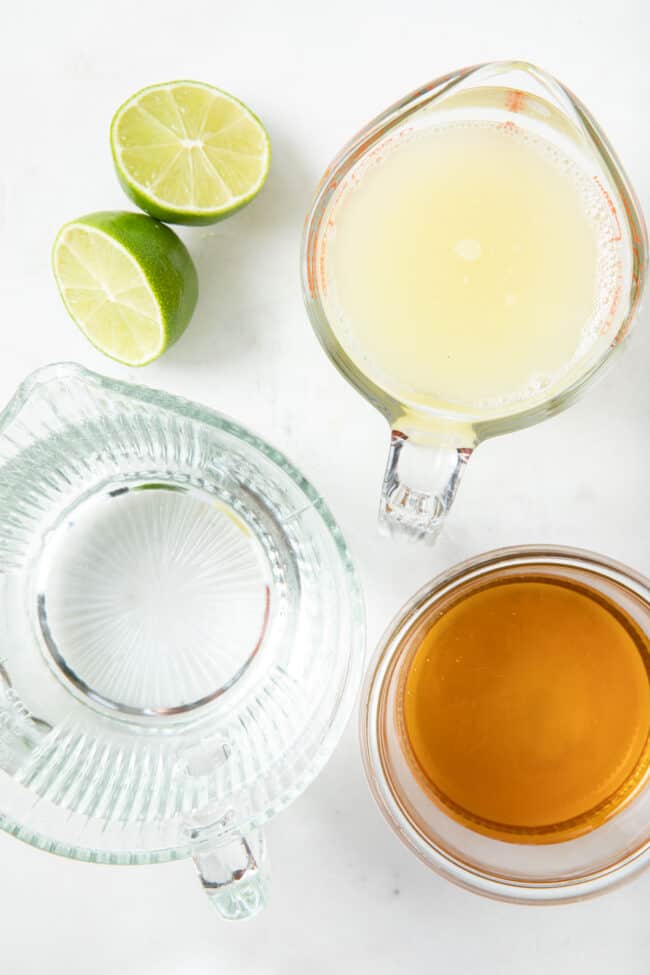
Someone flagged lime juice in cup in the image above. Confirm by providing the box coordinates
[322,118,628,412]
[303,62,647,543]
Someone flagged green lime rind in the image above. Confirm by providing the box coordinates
[111,162,269,226]
[52,211,198,366]
[110,80,271,226]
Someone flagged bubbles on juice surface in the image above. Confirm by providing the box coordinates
[320,118,631,415]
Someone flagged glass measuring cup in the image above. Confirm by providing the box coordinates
[0,364,365,920]
[361,546,650,904]
[302,61,647,543]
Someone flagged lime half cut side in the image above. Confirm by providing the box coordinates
[110,80,271,225]
[52,211,198,366]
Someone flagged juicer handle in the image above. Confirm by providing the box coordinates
[191,826,269,921]
[183,737,269,920]
[379,429,474,543]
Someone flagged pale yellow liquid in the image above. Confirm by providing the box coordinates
[322,121,624,413]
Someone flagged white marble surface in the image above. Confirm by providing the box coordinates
[1,0,650,971]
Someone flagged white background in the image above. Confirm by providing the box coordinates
[2,0,650,971]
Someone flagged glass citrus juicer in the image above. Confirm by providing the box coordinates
[0,364,364,920]
[302,61,647,543]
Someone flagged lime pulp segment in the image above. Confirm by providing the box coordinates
[54,223,165,365]
[111,81,271,224]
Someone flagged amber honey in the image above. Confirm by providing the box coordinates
[401,574,650,843]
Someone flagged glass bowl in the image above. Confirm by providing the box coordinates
[361,546,650,904]
[0,363,365,919]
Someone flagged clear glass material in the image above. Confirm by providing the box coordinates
[360,546,650,904]
[0,364,365,920]
[302,61,647,544]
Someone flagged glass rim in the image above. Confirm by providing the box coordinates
[360,545,650,904]
[301,59,648,439]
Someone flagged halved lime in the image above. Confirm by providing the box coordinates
[52,211,198,366]
[110,81,271,225]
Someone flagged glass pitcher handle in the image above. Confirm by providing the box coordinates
[192,826,268,921]
[379,430,474,543]
[183,736,269,920]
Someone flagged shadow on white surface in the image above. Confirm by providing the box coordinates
[165,121,313,374]
[1,0,650,971]
[3,721,650,975]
